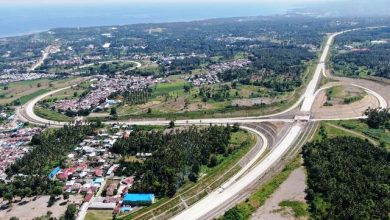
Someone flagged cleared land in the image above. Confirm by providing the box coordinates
[0,195,83,220]
[251,167,308,220]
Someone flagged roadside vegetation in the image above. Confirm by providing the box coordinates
[219,156,302,220]
[278,200,309,218]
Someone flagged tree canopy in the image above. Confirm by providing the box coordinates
[303,137,390,220]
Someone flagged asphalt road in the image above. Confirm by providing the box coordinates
[15,28,389,220]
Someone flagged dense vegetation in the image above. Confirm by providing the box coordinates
[113,125,236,197]
[331,27,390,79]
[364,107,390,129]
[303,137,389,219]
[1,125,95,203]
[219,46,313,92]
[7,125,95,176]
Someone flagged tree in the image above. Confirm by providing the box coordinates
[110,107,117,116]
[4,192,13,204]
[48,194,56,207]
[183,84,191,93]
[232,123,240,132]
[208,155,218,167]
[63,192,70,200]
[168,120,175,129]
[73,92,78,97]
[364,107,390,129]
[147,108,152,114]
[188,172,198,182]
[37,83,42,88]
[303,137,389,219]
[64,204,77,220]
[223,206,245,220]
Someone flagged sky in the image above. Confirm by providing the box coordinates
[0,0,388,37]
[0,0,340,5]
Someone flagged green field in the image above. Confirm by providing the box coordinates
[0,77,83,105]
[85,210,113,220]
[279,200,309,218]
[34,107,73,122]
[332,120,390,146]
[17,89,50,104]
[325,85,366,105]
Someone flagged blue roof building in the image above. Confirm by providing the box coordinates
[93,177,105,185]
[123,193,155,205]
[48,167,61,180]
[120,206,133,213]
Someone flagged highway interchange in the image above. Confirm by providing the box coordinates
[16,28,389,220]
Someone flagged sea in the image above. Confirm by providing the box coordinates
[0,3,292,38]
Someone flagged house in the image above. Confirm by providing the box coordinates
[123,193,155,206]
[48,167,61,180]
[94,177,105,186]
[84,193,94,203]
[89,202,116,210]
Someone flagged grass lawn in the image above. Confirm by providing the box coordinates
[0,77,83,105]
[150,81,187,99]
[34,107,73,122]
[326,85,366,105]
[85,210,114,220]
[329,120,390,147]
[18,89,50,104]
[279,200,309,218]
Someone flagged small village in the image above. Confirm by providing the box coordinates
[46,124,155,216]
[0,72,56,84]
[52,75,164,113]
[0,121,42,181]
[185,59,251,86]
[0,115,157,217]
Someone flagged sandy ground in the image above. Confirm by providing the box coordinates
[0,195,83,220]
[251,167,307,220]
[312,90,379,119]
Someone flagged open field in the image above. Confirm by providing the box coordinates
[0,195,83,220]
[0,77,84,105]
[34,107,73,122]
[85,210,113,220]
[251,167,308,220]
[218,156,302,220]
[325,85,366,105]
[328,120,390,147]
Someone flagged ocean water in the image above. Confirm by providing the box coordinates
[0,3,289,37]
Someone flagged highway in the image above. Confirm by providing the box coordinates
[15,28,389,220]
[172,124,303,220]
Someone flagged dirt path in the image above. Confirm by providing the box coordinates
[251,167,307,220]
